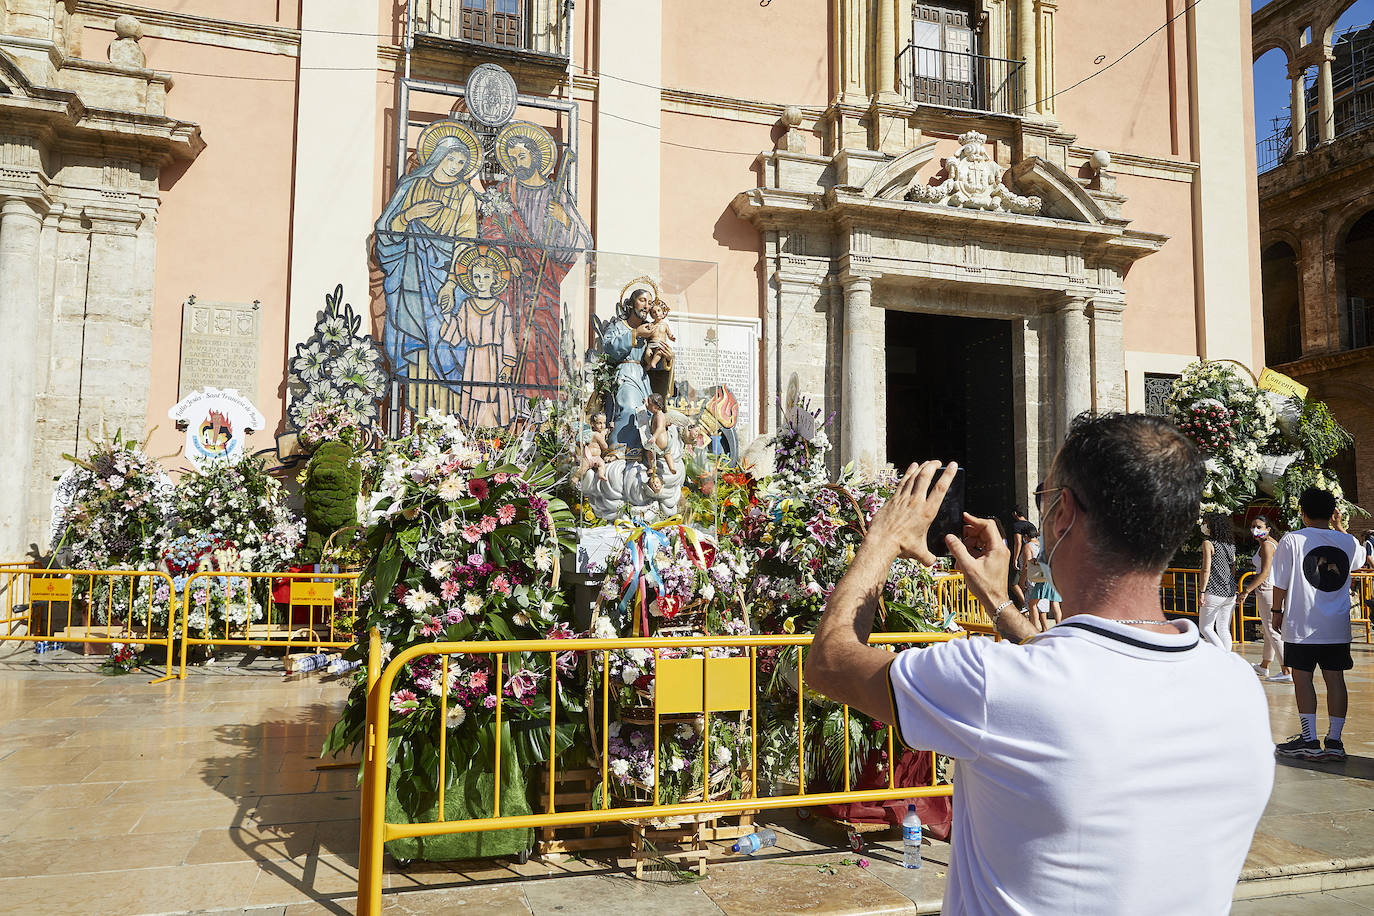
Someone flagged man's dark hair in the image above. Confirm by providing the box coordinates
[1013,506,1026,519]
[1299,487,1337,521]
[1201,511,1234,546]
[1052,412,1203,573]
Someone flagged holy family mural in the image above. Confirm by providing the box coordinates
[375,117,589,429]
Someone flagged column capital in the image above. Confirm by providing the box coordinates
[1055,292,1088,313]
[82,205,144,236]
[0,196,44,223]
[839,272,875,294]
[1087,297,1125,319]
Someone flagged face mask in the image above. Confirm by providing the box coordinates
[1252,527,1266,538]
[1040,491,1076,596]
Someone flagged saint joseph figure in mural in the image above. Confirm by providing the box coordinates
[433,245,518,429]
[481,122,590,399]
[374,121,482,380]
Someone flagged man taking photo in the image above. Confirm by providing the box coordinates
[806,413,1274,914]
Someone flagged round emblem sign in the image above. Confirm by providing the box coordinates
[465,64,519,128]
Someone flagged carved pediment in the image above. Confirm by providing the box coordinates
[1009,158,1113,225]
[860,141,938,200]
[905,132,1042,216]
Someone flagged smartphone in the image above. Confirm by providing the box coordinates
[925,467,965,558]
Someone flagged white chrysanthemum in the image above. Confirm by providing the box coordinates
[403,588,436,612]
[533,545,552,572]
[436,476,466,501]
[463,593,483,616]
[610,759,631,778]
[428,559,453,581]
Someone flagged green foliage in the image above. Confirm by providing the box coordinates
[1294,398,1355,466]
[302,440,361,560]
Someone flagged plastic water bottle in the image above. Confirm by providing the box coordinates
[732,828,777,855]
[902,804,922,869]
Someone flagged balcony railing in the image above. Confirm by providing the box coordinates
[410,0,569,59]
[898,43,1026,116]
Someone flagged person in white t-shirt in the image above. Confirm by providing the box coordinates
[1271,487,1368,761]
[806,413,1273,915]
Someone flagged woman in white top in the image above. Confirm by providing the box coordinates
[1238,515,1290,682]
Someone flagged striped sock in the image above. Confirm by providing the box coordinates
[1301,713,1318,741]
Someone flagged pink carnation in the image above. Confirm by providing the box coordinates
[491,573,511,595]
[496,504,517,524]
[480,515,498,534]
[440,579,461,601]
[390,689,419,716]
[419,616,443,637]
[462,525,482,543]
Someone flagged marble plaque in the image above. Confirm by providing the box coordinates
[179,299,261,400]
[670,315,761,449]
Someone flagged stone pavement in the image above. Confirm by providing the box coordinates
[2,632,1374,915]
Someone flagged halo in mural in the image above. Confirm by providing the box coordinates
[493,121,558,178]
[416,119,482,172]
[453,244,515,296]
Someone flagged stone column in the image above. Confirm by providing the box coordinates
[1018,0,1036,114]
[1087,298,1126,413]
[1056,294,1091,441]
[841,274,881,472]
[875,0,897,100]
[1317,52,1335,144]
[79,208,149,449]
[0,197,44,561]
[1290,69,1308,155]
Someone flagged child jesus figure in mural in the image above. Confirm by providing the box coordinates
[438,247,518,430]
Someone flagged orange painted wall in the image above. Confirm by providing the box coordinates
[1053,0,1188,160]
[1117,172,1198,354]
[660,0,830,106]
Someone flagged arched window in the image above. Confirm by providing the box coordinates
[1261,241,1302,364]
[1340,210,1374,351]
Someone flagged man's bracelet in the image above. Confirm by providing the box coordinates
[991,598,1015,615]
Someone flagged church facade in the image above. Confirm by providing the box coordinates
[0,0,1262,559]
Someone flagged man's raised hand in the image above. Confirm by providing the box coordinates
[946,513,1012,610]
[865,461,957,567]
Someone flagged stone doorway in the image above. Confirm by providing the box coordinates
[885,310,1016,519]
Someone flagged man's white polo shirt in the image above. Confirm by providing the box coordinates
[888,617,1273,915]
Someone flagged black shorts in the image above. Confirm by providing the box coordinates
[1283,642,1354,672]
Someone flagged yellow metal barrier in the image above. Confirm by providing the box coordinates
[356,630,960,915]
[1160,567,1256,648]
[1352,571,1373,644]
[939,573,999,638]
[175,570,360,679]
[0,567,176,676]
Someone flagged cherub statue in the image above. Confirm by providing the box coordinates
[640,299,676,370]
[637,394,690,492]
[575,412,613,482]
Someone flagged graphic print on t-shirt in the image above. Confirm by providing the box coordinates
[1303,546,1351,592]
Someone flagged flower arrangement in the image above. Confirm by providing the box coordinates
[322,412,580,861]
[286,284,386,446]
[51,431,173,570]
[1273,463,1360,530]
[604,717,752,806]
[1166,361,1275,513]
[98,642,141,675]
[174,456,302,573]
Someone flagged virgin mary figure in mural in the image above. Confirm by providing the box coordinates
[374,120,483,380]
[433,245,519,429]
[480,121,590,399]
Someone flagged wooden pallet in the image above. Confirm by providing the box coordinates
[628,810,757,879]
[534,766,758,871]
[534,767,632,860]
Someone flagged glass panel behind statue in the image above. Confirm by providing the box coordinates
[600,289,657,452]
